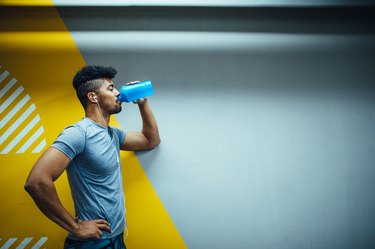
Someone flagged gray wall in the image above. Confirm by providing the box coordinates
[52,0,375,6]
[57,5,375,249]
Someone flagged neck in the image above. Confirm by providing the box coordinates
[85,104,110,128]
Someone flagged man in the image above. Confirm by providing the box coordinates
[24,65,160,249]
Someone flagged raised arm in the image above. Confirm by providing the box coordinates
[24,147,111,239]
[121,98,161,151]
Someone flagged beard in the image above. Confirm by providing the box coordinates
[110,105,122,114]
[99,100,122,115]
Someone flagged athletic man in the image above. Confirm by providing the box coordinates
[25,65,160,248]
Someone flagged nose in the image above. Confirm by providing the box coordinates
[114,88,120,96]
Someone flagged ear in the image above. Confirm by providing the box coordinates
[87,92,98,103]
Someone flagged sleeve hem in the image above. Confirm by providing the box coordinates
[50,144,74,161]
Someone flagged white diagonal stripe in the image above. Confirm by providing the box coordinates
[0,95,30,129]
[15,237,33,249]
[0,238,17,249]
[30,237,47,249]
[0,77,17,99]
[0,103,35,145]
[0,70,9,84]
[17,126,44,153]
[32,139,46,154]
[1,115,40,154]
[0,86,24,114]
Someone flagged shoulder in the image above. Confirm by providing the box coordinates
[52,119,89,159]
[61,119,87,138]
[63,118,100,135]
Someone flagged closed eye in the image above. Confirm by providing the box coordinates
[107,85,115,91]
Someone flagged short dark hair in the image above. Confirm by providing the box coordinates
[72,65,118,108]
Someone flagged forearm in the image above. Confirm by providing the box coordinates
[25,180,78,234]
[138,99,160,147]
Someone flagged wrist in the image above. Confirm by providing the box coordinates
[137,98,149,107]
[70,217,80,235]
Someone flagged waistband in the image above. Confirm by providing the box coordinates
[64,233,125,249]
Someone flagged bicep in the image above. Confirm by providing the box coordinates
[28,147,71,182]
[121,131,150,151]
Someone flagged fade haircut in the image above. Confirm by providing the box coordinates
[72,65,118,108]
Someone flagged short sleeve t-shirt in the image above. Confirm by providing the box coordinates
[51,117,126,240]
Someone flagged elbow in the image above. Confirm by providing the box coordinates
[148,137,161,150]
[24,183,34,198]
[154,137,161,147]
[24,177,47,196]
[24,178,37,195]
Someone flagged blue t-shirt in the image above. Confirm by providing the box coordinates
[51,117,126,240]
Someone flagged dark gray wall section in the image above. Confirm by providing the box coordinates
[54,6,375,249]
[51,0,375,7]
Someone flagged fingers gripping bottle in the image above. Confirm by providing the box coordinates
[118,80,154,103]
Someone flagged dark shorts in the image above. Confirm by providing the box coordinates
[63,233,126,249]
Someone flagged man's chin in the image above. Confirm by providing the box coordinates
[113,106,122,114]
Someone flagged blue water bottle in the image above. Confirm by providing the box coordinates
[118,80,154,103]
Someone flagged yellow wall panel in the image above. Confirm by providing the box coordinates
[0,0,53,6]
[0,1,186,248]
